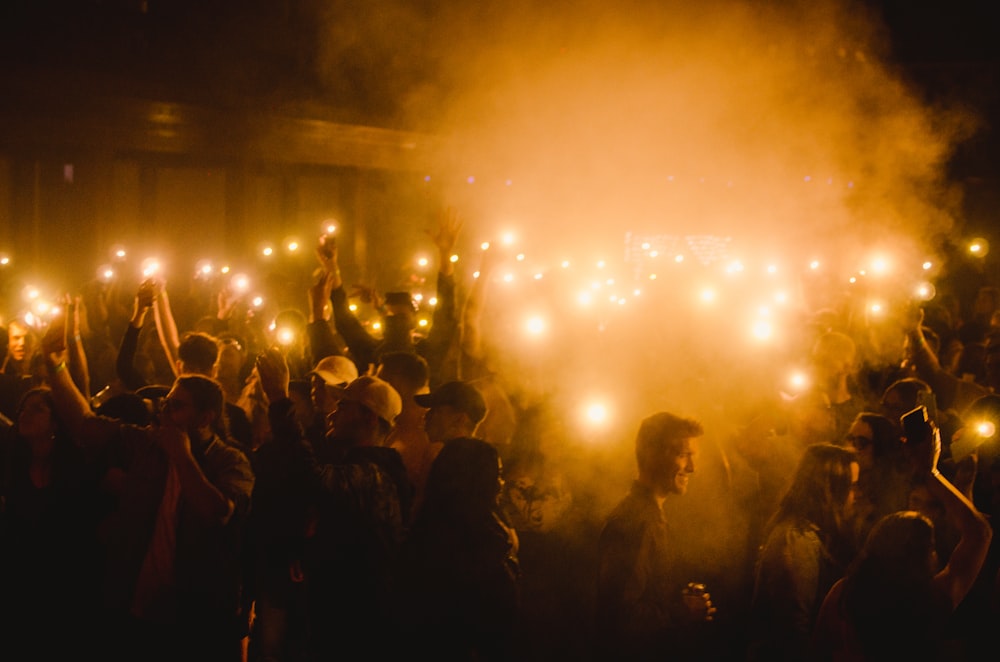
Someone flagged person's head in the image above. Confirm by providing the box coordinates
[787,387,836,445]
[845,412,900,473]
[774,443,859,537]
[6,318,30,364]
[327,375,402,446]
[95,392,155,426]
[634,411,704,498]
[309,354,359,415]
[973,285,1000,321]
[16,387,62,441]
[160,375,228,442]
[376,351,429,400]
[852,511,938,588]
[415,380,488,443]
[420,436,504,522]
[880,377,933,430]
[177,332,220,377]
[811,330,857,384]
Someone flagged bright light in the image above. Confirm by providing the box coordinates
[581,400,611,429]
[774,291,788,304]
[413,293,424,303]
[976,421,996,438]
[349,303,358,312]
[418,318,429,328]
[641,242,650,250]
[766,264,778,274]
[141,258,161,278]
[849,277,857,284]
[428,297,438,306]
[323,221,337,234]
[231,274,250,292]
[525,316,546,335]
[969,238,989,257]
[417,257,429,268]
[473,271,481,279]
[481,242,491,251]
[751,320,772,341]
[649,251,659,258]
[221,265,230,274]
[287,241,299,252]
[633,289,641,296]
[371,322,382,331]
[788,371,810,392]
[561,260,570,269]
[516,253,525,262]
[577,292,593,306]
[252,296,264,308]
[503,273,514,283]
[674,254,684,263]
[276,328,295,345]
[0,256,9,266]
[699,288,716,303]
[870,256,889,274]
[97,265,115,281]
[111,245,127,261]
[449,254,459,263]
[25,287,39,301]
[501,232,515,245]
[596,260,605,269]
[922,261,933,270]
[649,273,657,280]
[915,282,936,301]
[534,273,543,280]
[725,260,744,274]
[262,246,273,257]
[809,260,820,270]
[869,302,883,315]
[195,259,213,277]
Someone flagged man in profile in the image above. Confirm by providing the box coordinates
[595,411,715,661]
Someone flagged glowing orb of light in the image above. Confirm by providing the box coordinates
[976,421,996,438]
[525,316,546,336]
[751,320,772,341]
[276,328,296,345]
[261,246,273,257]
[231,274,250,292]
[141,258,161,278]
[922,261,933,270]
[699,288,716,304]
[915,282,936,301]
[252,296,264,308]
[969,238,989,257]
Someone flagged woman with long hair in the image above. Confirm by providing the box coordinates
[748,443,859,660]
[845,412,910,547]
[813,418,991,660]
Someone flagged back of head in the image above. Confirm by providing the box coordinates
[178,332,220,376]
[377,351,429,399]
[422,437,501,522]
[634,411,703,474]
[843,511,943,656]
[175,374,228,439]
[96,392,155,426]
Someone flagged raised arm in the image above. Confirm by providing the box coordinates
[151,278,181,375]
[65,294,92,397]
[912,421,993,609]
[316,232,378,373]
[116,279,155,391]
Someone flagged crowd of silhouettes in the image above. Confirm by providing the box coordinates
[2,210,1000,661]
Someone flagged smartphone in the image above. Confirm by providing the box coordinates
[901,405,932,443]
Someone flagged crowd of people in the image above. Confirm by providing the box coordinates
[1,208,1000,661]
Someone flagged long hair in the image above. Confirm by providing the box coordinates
[768,443,857,551]
[839,511,948,658]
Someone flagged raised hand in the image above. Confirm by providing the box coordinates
[255,347,290,404]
